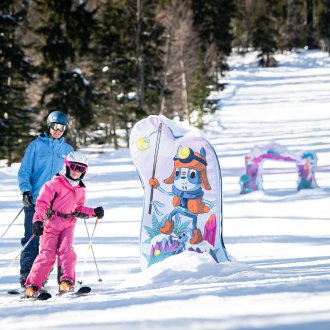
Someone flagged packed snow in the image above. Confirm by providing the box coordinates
[1,49,330,329]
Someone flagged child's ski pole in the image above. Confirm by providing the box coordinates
[82,219,102,283]
[78,217,99,285]
[0,207,24,240]
[0,234,35,280]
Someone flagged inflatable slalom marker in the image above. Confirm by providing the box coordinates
[130,115,230,269]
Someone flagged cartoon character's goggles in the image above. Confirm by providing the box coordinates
[65,160,88,173]
[173,147,207,166]
[50,122,66,132]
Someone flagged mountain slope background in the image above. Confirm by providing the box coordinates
[0,49,330,330]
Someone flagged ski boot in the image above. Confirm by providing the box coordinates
[59,279,74,294]
[19,274,28,288]
[25,285,39,298]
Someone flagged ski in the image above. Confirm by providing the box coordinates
[15,286,90,300]
[8,289,23,295]
[8,288,48,295]
[75,286,91,295]
[56,286,91,297]
[20,292,52,301]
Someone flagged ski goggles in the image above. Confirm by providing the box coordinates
[50,122,66,132]
[65,160,88,173]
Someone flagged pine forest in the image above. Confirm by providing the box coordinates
[1,0,330,165]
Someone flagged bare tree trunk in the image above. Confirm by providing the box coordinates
[159,34,172,115]
[156,0,199,122]
[180,59,189,123]
[136,0,144,112]
[110,116,118,149]
[305,0,316,48]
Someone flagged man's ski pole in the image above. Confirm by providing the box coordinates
[82,219,102,282]
[0,234,35,280]
[78,217,100,285]
[0,206,24,239]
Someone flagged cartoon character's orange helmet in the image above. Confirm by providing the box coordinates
[164,146,211,190]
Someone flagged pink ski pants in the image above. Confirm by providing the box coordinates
[25,217,77,289]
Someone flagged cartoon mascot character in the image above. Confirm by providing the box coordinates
[149,146,211,244]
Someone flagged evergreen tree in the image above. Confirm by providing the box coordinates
[191,0,235,56]
[283,0,305,49]
[0,0,35,166]
[32,0,97,148]
[232,0,253,50]
[189,52,212,129]
[251,1,279,67]
[316,0,330,53]
[305,0,317,49]
[191,0,235,87]
[92,0,165,147]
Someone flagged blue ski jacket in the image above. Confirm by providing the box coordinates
[18,132,74,202]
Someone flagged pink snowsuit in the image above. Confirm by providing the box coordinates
[25,173,95,289]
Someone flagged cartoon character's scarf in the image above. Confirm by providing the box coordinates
[172,186,204,208]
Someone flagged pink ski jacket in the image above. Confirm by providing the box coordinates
[33,173,95,225]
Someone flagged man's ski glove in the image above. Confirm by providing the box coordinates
[32,221,44,236]
[22,191,34,207]
[94,206,104,219]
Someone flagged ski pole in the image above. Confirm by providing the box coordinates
[82,219,102,282]
[0,206,24,239]
[0,234,35,280]
[78,217,100,285]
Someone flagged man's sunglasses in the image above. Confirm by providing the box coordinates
[65,160,88,173]
[50,123,66,132]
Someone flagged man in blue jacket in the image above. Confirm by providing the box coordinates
[18,110,73,287]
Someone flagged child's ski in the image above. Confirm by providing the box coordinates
[8,288,23,295]
[8,288,48,295]
[16,286,90,300]
[20,292,52,301]
[75,286,91,295]
[57,286,91,297]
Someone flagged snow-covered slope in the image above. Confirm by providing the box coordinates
[1,50,330,330]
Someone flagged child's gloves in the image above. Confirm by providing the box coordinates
[22,191,34,207]
[94,206,104,219]
[32,221,44,236]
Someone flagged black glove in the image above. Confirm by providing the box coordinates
[22,191,34,207]
[32,221,44,236]
[94,206,104,219]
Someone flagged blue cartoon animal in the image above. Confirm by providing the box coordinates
[149,146,212,244]
[173,231,190,254]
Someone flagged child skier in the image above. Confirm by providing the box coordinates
[24,151,104,298]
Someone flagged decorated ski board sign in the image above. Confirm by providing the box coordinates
[129,115,230,269]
